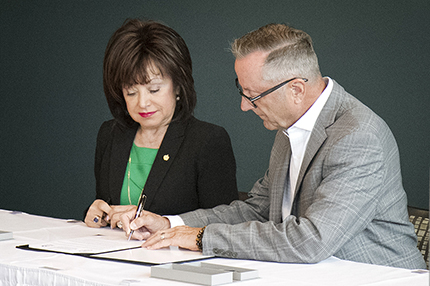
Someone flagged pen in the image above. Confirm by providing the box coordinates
[128,191,147,241]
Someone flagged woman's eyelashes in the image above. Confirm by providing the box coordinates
[124,83,162,96]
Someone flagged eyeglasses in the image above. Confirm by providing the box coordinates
[235,77,308,108]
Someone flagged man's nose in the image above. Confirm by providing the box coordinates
[240,97,254,111]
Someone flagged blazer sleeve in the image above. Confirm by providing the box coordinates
[94,121,111,193]
[181,129,387,263]
[83,120,114,219]
[195,125,239,208]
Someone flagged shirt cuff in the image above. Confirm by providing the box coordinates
[163,215,185,228]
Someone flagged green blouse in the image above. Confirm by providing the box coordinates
[120,143,158,205]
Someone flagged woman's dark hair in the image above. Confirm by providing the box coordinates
[103,19,196,126]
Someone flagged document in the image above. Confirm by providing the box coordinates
[19,233,142,255]
[92,245,213,265]
[17,233,213,264]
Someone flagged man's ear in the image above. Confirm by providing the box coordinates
[290,80,306,104]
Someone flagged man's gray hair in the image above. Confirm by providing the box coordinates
[231,24,321,82]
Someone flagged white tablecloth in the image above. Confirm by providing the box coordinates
[0,209,428,286]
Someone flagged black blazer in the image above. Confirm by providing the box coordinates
[92,116,238,215]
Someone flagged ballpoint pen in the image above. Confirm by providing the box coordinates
[128,190,147,241]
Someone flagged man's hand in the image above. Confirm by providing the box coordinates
[142,226,201,251]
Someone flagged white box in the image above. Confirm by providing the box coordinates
[151,262,258,285]
[151,263,232,285]
[199,262,259,281]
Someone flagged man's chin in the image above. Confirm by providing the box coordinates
[262,121,277,131]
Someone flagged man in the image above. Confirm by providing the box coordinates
[120,23,426,269]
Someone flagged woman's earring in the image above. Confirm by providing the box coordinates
[176,96,180,101]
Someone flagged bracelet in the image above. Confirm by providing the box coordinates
[196,226,206,251]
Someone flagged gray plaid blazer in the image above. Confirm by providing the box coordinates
[180,79,426,269]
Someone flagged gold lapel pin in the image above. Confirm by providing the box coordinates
[163,154,170,161]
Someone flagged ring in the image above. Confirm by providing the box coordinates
[93,215,100,223]
[160,232,165,240]
[117,221,123,229]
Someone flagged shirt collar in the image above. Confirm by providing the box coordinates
[285,77,333,136]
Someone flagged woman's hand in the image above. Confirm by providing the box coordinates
[85,199,111,227]
[107,205,137,229]
[120,210,171,240]
[142,226,201,251]
[85,199,135,229]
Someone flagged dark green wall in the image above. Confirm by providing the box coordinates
[1,0,429,219]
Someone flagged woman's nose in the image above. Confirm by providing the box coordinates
[137,92,151,108]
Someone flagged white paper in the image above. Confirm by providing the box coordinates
[92,245,213,264]
[28,234,142,254]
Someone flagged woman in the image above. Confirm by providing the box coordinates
[84,19,238,228]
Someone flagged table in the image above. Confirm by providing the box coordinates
[0,209,428,286]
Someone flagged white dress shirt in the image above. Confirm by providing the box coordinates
[282,77,333,220]
[168,77,334,227]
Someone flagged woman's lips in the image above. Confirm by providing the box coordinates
[139,111,156,118]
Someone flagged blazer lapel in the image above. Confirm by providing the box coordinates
[109,123,138,204]
[269,130,292,223]
[293,80,344,208]
[143,119,187,210]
